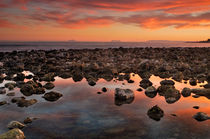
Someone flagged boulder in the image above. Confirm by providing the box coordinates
[189,79,197,86]
[20,84,36,96]
[43,91,63,102]
[204,83,210,89]
[181,87,191,97]
[115,88,134,106]
[7,121,25,129]
[5,83,16,90]
[0,128,25,139]
[147,105,164,121]
[191,89,210,99]
[11,97,37,107]
[145,86,157,98]
[193,112,210,121]
[160,80,175,86]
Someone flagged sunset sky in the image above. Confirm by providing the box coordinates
[0,0,210,41]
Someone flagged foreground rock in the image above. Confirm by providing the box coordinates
[193,112,210,121]
[147,105,164,121]
[43,82,55,90]
[0,128,25,139]
[43,91,63,102]
[139,79,152,89]
[191,89,210,99]
[7,121,25,129]
[181,87,191,97]
[115,88,134,106]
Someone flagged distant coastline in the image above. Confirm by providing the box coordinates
[187,39,210,43]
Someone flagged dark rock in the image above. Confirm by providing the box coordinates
[5,82,16,90]
[43,82,55,90]
[7,92,15,96]
[181,87,191,97]
[147,105,164,121]
[88,80,96,86]
[43,91,63,102]
[193,106,199,109]
[115,88,134,106]
[191,89,210,99]
[193,112,210,121]
[97,92,102,94]
[140,79,153,89]
[145,86,157,98]
[192,95,200,98]
[23,117,33,124]
[189,79,197,86]
[20,84,36,96]
[102,87,107,92]
[160,80,175,86]
[204,83,210,89]
[0,87,6,94]
[137,88,143,92]
[127,79,134,83]
[171,114,177,117]
[0,101,7,106]
[11,97,37,107]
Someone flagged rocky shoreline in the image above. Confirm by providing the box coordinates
[0,47,210,138]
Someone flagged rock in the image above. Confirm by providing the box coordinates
[160,80,175,86]
[0,128,25,139]
[193,112,210,121]
[0,87,6,94]
[137,88,143,92]
[7,121,26,129]
[7,92,15,96]
[5,83,16,90]
[189,79,197,86]
[140,79,153,89]
[0,101,7,106]
[145,86,157,98]
[20,84,36,96]
[43,91,63,102]
[88,80,96,86]
[192,95,200,98]
[147,105,164,121]
[191,89,210,99]
[43,82,55,90]
[171,114,177,117]
[23,117,33,124]
[0,62,3,67]
[97,92,102,94]
[193,106,199,109]
[181,87,191,97]
[127,79,134,83]
[72,74,83,82]
[115,88,134,106]
[172,72,184,82]
[11,97,37,107]
[102,87,107,92]
[204,83,210,89]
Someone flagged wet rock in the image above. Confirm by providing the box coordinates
[137,88,143,92]
[140,79,153,89]
[171,114,177,117]
[20,84,35,96]
[43,91,63,102]
[189,79,197,86]
[97,92,102,94]
[5,83,16,90]
[102,87,107,92]
[88,80,96,86]
[40,73,55,82]
[192,95,200,98]
[23,117,33,124]
[191,89,210,99]
[115,88,134,106]
[172,72,184,82]
[204,83,210,89]
[13,73,25,81]
[127,79,134,83]
[11,97,37,107]
[7,92,15,96]
[181,87,191,97]
[72,74,83,82]
[147,105,164,121]
[160,80,175,86]
[193,112,210,121]
[7,121,26,129]
[0,128,25,139]
[43,82,55,90]
[0,87,6,94]
[145,86,157,98]
[0,101,7,106]
[193,106,199,109]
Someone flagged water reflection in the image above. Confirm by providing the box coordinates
[0,73,209,138]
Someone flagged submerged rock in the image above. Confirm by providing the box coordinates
[7,92,15,96]
[193,112,210,121]
[11,97,37,107]
[193,106,199,109]
[43,91,63,102]
[7,121,26,129]
[20,84,36,96]
[23,117,33,124]
[147,105,164,121]
[181,87,191,97]
[0,101,7,106]
[115,88,134,106]
[102,87,107,92]
[0,128,25,139]
[191,89,210,99]
[137,88,143,92]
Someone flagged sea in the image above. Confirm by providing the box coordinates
[0,41,210,52]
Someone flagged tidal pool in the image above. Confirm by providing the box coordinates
[0,73,210,139]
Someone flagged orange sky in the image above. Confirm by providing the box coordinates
[0,0,210,41]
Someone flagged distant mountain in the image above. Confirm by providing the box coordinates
[198,39,210,43]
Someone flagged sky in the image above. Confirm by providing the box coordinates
[0,0,210,41]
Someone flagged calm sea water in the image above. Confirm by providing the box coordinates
[0,73,209,139]
[0,41,210,51]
